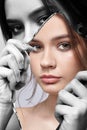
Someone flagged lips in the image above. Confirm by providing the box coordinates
[40,75,61,84]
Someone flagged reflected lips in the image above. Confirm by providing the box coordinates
[40,75,61,84]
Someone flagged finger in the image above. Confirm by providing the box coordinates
[14,69,28,90]
[64,71,87,92]
[7,39,36,53]
[65,79,87,98]
[75,71,87,89]
[58,89,80,107]
[22,51,30,70]
[71,79,87,98]
[55,104,72,119]
[0,67,17,90]
[75,71,87,81]
[4,43,25,70]
[4,40,33,69]
[0,54,20,82]
[21,70,28,83]
[0,39,34,70]
[0,81,12,103]
[0,39,36,57]
[55,104,72,116]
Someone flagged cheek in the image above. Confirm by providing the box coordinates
[29,54,40,76]
[61,52,83,81]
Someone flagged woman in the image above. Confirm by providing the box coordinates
[0,0,87,130]
[0,0,52,130]
[16,13,87,130]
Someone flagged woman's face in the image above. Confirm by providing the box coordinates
[5,0,50,43]
[30,14,84,95]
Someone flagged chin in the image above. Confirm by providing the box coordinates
[41,84,64,95]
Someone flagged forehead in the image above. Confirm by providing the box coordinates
[35,14,69,40]
[5,0,44,19]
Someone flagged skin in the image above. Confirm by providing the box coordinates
[16,14,86,130]
[0,0,87,130]
[5,0,50,42]
[30,14,83,95]
[0,0,51,130]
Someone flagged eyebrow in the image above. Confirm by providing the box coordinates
[29,7,50,18]
[29,7,50,22]
[7,19,22,24]
[51,34,71,41]
[6,7,50,25]
[32,34,71,43]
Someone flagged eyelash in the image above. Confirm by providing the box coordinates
[58,42,72,51]
[29,41,72,53]
[37,14,50,25]
[29,43,43,53]
[7,13,50,36]
[7,16,48,37]
[8,24,24,36]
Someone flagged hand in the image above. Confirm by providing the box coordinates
[0,39,34,130]
[0,39,33,103]
[55,71,87,130]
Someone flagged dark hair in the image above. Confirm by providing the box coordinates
[58,13,87,69]
[45,0,87,39]
[0,0,51,40]
[1,0,87,40]
[0,0,87,70]
[0,0,12,40]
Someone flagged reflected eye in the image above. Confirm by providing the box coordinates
[29,42,43,52]
[58,42,72,51]
[37,15,50,25]
[8,24,24,36]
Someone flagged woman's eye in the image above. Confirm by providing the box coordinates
[58,42,72,51]
[30,43,43,52]
[8,24,24,36]
[37,15,50,25]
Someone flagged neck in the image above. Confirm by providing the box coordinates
[44,94,58,115]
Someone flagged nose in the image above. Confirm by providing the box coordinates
[40,49,56,69]
[23,22,40,44]
[23,22,34,43]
